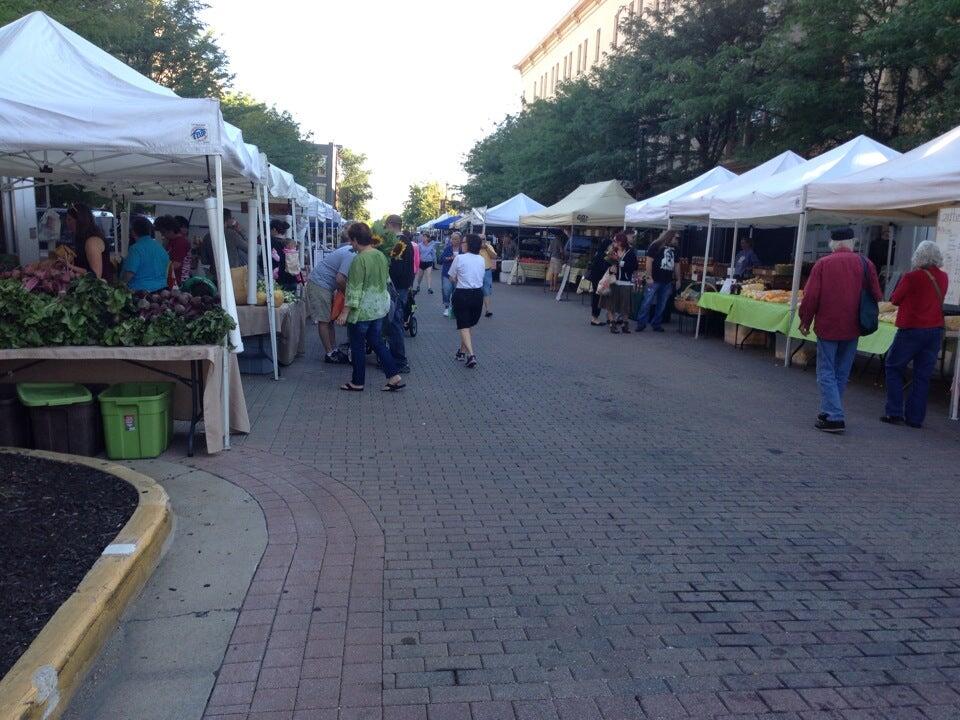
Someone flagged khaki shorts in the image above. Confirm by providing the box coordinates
[546,257,564,280]
[305,281,333,323]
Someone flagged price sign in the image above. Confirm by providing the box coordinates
[935,207,960,305]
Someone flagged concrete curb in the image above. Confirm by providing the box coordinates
[0,449,172,720]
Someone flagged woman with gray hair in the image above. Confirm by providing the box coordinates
[881,240,948,428]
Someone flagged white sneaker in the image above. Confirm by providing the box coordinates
[443,308,451,317]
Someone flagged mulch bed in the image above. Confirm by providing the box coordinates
[0,453,138,678]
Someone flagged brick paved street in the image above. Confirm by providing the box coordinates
[191,282,960,719]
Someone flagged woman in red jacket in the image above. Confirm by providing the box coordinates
[882,240,948,428]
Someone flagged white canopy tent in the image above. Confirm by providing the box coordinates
[0,11,270,449]
[521,180,635,227]
[483,193,547,227]
[624,166,738,228]
[709,136,901,226]
[705,135,902,366]
[806,124,960,419]
[807,125,960,223]
[663,151,806,337]
[452,208,486,230]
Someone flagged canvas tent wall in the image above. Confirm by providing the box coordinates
[520,180,635,227]
[668,152,805,224]
[483,193,547,227]
[806,125,960,223]
[624,166,737,228]
[709,136,901,226]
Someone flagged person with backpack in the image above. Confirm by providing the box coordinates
[799,228,882,433]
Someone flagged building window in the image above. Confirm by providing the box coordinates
[577,44,582,74]
[584,39,589,69]
[613,9,623,48]
[595,28,601,61]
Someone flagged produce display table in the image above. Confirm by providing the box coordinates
[780,313,898,356]
[0,345,249,455]
[696,292,737,316]
[236,301,307,367]
[699,292,898,356]
[726,296,791,332]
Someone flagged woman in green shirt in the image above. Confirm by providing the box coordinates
[336,222,405,391]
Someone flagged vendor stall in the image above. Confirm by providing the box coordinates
[520,180,635,295]
[806,123,960,419]
[707,135,902,365]
[0,11,263,451]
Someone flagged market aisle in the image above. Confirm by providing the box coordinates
[195,282,960,719]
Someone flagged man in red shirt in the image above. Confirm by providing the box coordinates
[799,228,882,433]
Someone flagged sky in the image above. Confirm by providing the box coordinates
[203,0,572,218]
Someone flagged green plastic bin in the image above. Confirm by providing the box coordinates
[98,382,173,460]
[17,383,102,455]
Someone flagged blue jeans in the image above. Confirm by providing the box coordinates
[441,274,454,307]
[637,281,672,329]
[885,327,942,426]
[386,287,408,366]
[348,318,398,387]
[482,269,493,297]
[816,338,859,422]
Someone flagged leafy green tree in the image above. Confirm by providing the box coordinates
[336,148,372,222]
[464,0,960,207]
[221,94,318,186]
[402,182,444,229]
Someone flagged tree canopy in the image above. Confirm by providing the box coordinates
[220,94,319,187]
[336,148,373,222]
[402,182,444,230]
[463,0,960,208]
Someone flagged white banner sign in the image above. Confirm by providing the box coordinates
[935,207,960,306]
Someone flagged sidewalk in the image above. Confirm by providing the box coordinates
[78,282,960,719]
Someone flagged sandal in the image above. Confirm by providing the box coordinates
[382,381,406,392]
[340,383,364,392]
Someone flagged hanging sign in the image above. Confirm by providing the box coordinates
[935,207,960,305]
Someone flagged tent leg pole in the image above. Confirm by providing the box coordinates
[695,219,713,339]
[784,197,809,368]
[884,224,896,300]
[951,340,960,421]
[729,222,739,268]
[261,187,279,381]
[110,195,118,264]
[213,155,231,451]
[246,192,259,305]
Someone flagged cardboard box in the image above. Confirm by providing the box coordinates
[775,333,817,367]
[724,321,769,348]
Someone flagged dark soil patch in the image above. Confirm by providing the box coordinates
[0,453,138,677]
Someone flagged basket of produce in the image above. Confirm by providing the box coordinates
[674,281,716,314]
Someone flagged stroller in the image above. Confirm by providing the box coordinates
[403,288,418,337]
